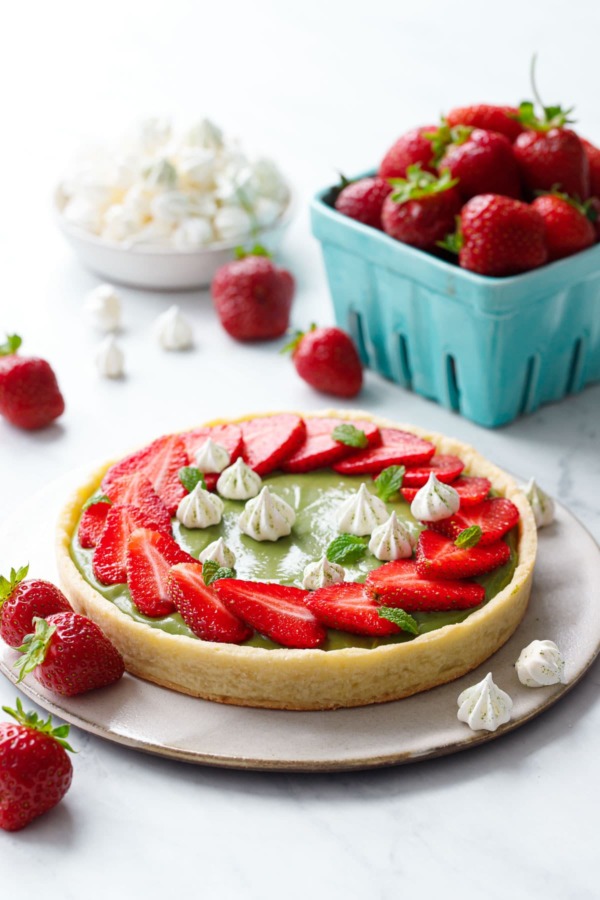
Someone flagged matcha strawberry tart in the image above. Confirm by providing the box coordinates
[56,411,537,709]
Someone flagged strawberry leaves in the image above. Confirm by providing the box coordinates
[0,564,29,604]
[1,697,75,752]
[0,334,22,357]
[389,164,459,205]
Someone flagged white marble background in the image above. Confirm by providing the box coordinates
[0,1,599,896]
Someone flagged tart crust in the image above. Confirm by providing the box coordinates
[56,410,537,710]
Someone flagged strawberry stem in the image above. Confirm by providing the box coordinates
[389,165,459,205]
[2,697,75,751]
[14,617,56,682]
[0,564,29,607]
[234,244,272,261]
[0,334,22,356]
[280,324,316,356]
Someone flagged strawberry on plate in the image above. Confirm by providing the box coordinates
[286,326,363,399]
[306,582,402,636]
[378,126,438,179]
[446,105,523,142]
[401,475,491,506]
[127,528,196,618]
[213,578,326,649]
[77,499,111,548]
[282,417,380,473]
[93,504,170,585]
[333,428,435,475]
[15,612,125,696]
[0,334,65,430]
[365,559,485,611]
[167,562,252,643]
[381,165,462,250]
[531,193,595,261]
[105,472,172,533]
[102,433,189,514]
[416,530,511,580]
[438,128,522,201]
[240,413,306,475]
[428,497,520,545]
[0,565,71,648]
[402,454,465,488]
[334,176,393,228]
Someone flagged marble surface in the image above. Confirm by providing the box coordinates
[1,0,599,896]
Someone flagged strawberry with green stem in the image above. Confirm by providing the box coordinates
[531,191,596,260]
[445,104,523,142]
[334,175,393,228]
[0,334,65,430]
[284,325,363,399]
[379,126,439,179]
[0,564,71,647]
[438,127,522,201]
[381,165,462,250]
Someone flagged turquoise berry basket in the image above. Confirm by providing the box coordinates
[311,178,600,428]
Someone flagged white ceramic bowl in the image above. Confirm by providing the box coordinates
[54,185,293,291]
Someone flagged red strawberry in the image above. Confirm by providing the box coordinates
[211,248,294,342]
[379,126,438,179]
[416,530,511,580]
[93,504,164,585]
[0,565,71,648]
[333,428,435,475]
[334,176,393,228]
[439,129,522,201]
[0,335,65,430]
[531,194,595,261]
[105,472,172,533]
[0,698,74,831]
[183,424,243,465]
[455,194,548,276]
[127,528,196,618]
[77,500,111,548]
[581,138,600,197]
[213,578,326,649]
[365,559,485,611]
[167,563,252,643]
[402,454,465,488]
[305,582,402,636]
[282,417,380,473]
[401,475,491,507]
[16,612,125,696]
[240,414,306,475]
[446,105,523,142]
[381,166,462,250]
[428,497,520,545]
[102,434,189,515]
[287,326,363,399]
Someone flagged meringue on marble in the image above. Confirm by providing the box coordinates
[302,557,346,591]
[154,305,193,351]
[457,672,513,732]
[368,512,416,561]
[337,483,389,537]
[84,284,122,332]
[238,486,295,542]
[522,478,555,529]
[194,439,230,474]
[216,457,262,500]
[176,483,224,529]
[410,473,460,522]
[516,640,566,687]
[96,336,125,378]
[199,537,236,568]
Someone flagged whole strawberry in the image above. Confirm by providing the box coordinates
[532,193,595,261]
[0,564,71,647]
[446,104,523,142]
[453,194,548,277]
[0,698,74,831]
[334,176,392,228]
[16,612,125,696]
[439,128,522,200]
[286,325,363,398]
[211,246,294,342]
[0,335,65,430]
[514,102,589,199]
[581,138,600,197]
[379,126,438,180]
[381,165,461,250]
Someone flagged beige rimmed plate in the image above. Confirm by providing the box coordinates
[0,471,599,772]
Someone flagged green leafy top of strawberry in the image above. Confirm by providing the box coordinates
[202,559,236,587]
[0,334,22,357]
[517,55,576,132]
[234,244,272,261]
[422,122,473,164]
[537,188,597,220]
[2,697,74,752]
[437,217,463,254]
[331,424,368,448]
[388,165,459,205]
[178,466,206,493]
[280,323,317,356]
[14,616,56,681]
[0,564,29,606]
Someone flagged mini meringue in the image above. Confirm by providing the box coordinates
[239,486,295,542]
[96,336,124,378]
[337,483,389,536]
[154,305,193,351]
[194,439,230,474]
[516,640,567,687]
[457,672,513,733]
[410,473,460,522]
[522,478,555,528]
[199,537,236,568]
[302,557,346,591]
[368,512,416,561]
[216,457,262,500]
[176,484,224,529]
[84,284,122,332]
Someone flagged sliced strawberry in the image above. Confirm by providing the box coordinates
[305,582,402,636]
[102,435,173,492]
[240,414,306,475]
[415,530,511,580]
[281,417,381,473]
[402,454,465,488]
[77,501,111,548]
[333,428,435,475]
[127,528,196,617]
[167,563,252,643]
[105,472,172,533]
[213,578,326,648]
[204,473,219,492]
[401,475,491,506]
[102,434,190,515]
[428,498,520,545]
[366,559,485,611]
[183,424,243,465]
[93,504,151,585]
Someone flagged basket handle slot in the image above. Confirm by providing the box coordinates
[519,355,541,415]
[347,310,368,364]
[395,332,413,388]
[445,355,461,413]
[565,337,583,394]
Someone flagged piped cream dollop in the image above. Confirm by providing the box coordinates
[238,486,295,542]
[411,473,460,522]
[194,438,230,474]
[302,557,346,591]
[199,537,236,568]
[176,483,224,528]
[216,457,262,500]
[337,483,389,536]
[96,336,125,378]
[368,512,416,561]
[457,672,513,732]
[85,284,122,332]
[516,640,566,687]
[154,305,193,351]
[522,478,555,528]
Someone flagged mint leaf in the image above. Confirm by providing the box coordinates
[377,606,420,635]
[455,525,482,549]
[202,559,235,586]
[375,465,406,502]
[0,334,22,357]
[326,534,367,564]
[178,466,206,493]
[332,424,368,449]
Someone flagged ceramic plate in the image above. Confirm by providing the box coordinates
[0,471,598,772]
